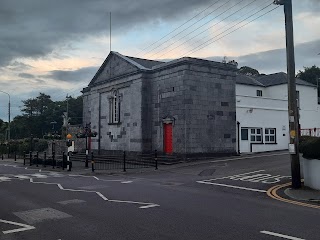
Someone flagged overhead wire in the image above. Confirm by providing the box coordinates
[140,0,235,58]
[170,0,272,59]
[147,0,249,59]
[135,0,222,57]
[77,3,279,104]
[153,0,263,59]
[179,3,279,57]
[182,4,279,57]
[20,1,280,113]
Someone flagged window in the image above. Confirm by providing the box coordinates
[250,128,262,142]
[241,128,248,140]
[257,90,262,97]
[109,90,120,124]
[265,128,276,143]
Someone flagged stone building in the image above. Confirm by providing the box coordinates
[82,51,237,156]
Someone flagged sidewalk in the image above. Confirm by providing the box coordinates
[285,186,320,202]
[0,150,289,176]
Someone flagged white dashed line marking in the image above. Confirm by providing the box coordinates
[0,219,35,234]
[196,181,267,193]
[260,230,305,240]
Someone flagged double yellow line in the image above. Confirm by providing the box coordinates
[267,182,320,209]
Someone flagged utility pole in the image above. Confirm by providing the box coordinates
[274,0,301,188]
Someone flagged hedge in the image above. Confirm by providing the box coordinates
[299,136,320,160]
[0,139,49,156]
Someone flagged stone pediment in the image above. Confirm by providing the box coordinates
[89,52,144,86]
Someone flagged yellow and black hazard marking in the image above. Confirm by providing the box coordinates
[267,182,320,209]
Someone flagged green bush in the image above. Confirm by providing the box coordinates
[300,137,320,159]
[299,136,318,153]
[0,139,49,156]
[34,139,48,152]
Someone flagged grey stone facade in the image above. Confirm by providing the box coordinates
[82,52,237,155]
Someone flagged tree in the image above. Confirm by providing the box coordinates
[9,93,83,139]
[21,93,53,117]
[0,119,7,141]
[297,65,320,100]
[239,66,260,76]
[296,65,320,85]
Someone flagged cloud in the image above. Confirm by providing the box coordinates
[5,61,34,71]
[43,66,98,82]
[0,0,220,68]
[18,73,35,79]
[235,39,320,73]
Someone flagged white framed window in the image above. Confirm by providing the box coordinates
[109,90,120,124]
[257,90,262,97]
[265,128,276,143]
[250,128,262,143]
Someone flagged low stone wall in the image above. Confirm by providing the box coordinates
[47,138,86,155]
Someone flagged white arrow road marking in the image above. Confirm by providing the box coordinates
[0,176,11,182]
[120,181,133,184]
[30,178,159,209]
[0,219,35,234]
[139,204,160,209]
[15,175,31,179]
[260,231,305,240]
[30,174,48,178]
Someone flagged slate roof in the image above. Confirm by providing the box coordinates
[236,74,264,87]
[125,55,164,69]
[256,72,315,87]
[236,72,315,88]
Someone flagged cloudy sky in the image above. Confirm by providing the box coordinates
[0,0,319,120]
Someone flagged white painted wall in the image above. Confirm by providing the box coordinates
[236,83,320,153]
[236,95,289,153]
[296,85,320,129]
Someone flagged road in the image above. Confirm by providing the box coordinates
[0,152,319,240]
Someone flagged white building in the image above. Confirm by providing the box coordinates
[236,72,320,153]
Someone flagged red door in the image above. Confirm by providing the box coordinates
[164,123,173,154]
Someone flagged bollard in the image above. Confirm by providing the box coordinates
[67,152,71,172]
[14,152,17,162]
[36,151,39,167]
[62,152,65,170]
[1,154,3,160]
[85,150,89,168]
[155,150,158,170]
[29,151,32,166]
[23,151,26,165]
[44,152,47,167]
[52,151,55,169]
[123,151,126,172]
[91,152,94,172]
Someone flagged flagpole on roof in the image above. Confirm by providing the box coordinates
[110,12,112,53]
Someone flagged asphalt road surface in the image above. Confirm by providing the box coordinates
[0,152,319,240]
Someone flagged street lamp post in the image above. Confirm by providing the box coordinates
[0,91,10,141]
